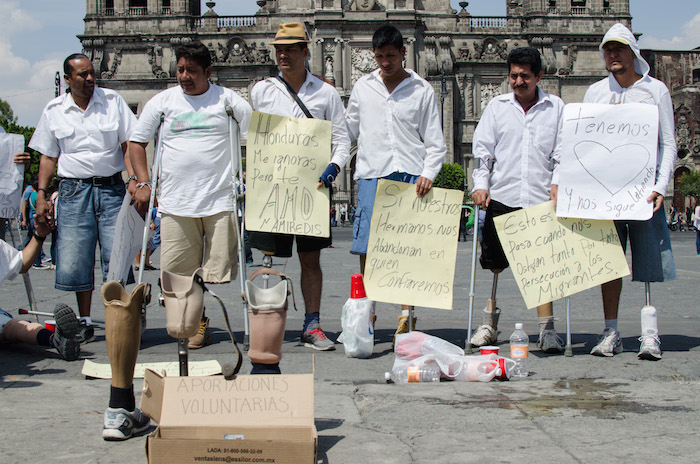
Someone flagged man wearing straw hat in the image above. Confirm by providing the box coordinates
[248,22,351,353]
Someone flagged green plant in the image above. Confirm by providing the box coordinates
[678,169,700,206]
[434,162,466,191]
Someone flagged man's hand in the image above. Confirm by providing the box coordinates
[472,189,490,208]
[415,176,433,198]
[34,218,51,238]
[132,185,152,215]
[647,191,664,212]
[317,163,340,189]
[35,195,53,228]
[550,184,559,211]
[13,152,31,168]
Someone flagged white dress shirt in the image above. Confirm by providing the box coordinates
[29,87,136,179]
[251,72,350,168]
[0,239,22,283]
[472,89,564,208]
[346,69,446,181]
[584,75,676,197]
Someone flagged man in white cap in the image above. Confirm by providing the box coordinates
[582,23,677,360]
[249,22,351,357]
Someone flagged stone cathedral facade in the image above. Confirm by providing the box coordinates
[81,0,700,209]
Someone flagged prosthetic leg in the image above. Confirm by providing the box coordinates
[638,282,661,360]
[470,271,501,348]
[102,281,150,388]
[466,205,480,354]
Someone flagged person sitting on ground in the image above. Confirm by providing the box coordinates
[0,218,80,360]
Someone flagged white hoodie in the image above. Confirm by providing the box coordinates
[584,23,677,198]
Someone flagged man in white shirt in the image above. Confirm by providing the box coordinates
[130,41,252,351]
[471,47,565,352]
[581,23,677,360]
[30,54,137,345]
[249,23,351,356]
[342,25,446,342]
[0,219,80,361]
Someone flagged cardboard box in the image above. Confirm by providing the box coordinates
[141,369,317,464]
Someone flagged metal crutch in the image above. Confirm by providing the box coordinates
[465,203,480,354]
[225,105,250,349]
[7,218,40,322]
[564,296,572,357]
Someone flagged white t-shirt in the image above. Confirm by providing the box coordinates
[130,85,252,218]
[0,239,22,283]
[29,87,136,178]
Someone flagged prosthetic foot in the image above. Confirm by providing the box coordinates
[470,299,500,347]
[102,281,150,389]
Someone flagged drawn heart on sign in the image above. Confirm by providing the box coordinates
[573,141,651,196]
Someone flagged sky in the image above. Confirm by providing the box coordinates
[1,0,698,127]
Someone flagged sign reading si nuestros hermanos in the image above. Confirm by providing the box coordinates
[364,180,463,310]
[557,103,659,221]
[246,111,331,238]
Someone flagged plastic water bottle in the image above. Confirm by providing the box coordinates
[509,323,529,378]
[385,365,441,383]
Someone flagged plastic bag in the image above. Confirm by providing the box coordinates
[337,296,375,358]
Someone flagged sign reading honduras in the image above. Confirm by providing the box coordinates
[556,103,659,220]
[246,111,331,238]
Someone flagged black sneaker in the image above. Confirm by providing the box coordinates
[52,304,80,361]
[78,320,95,344]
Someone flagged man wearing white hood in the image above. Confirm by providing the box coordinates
[583,23,676,360]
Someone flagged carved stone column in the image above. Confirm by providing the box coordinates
[313,38,325,76]
[334,38,344,88]
[462,73,474,118]
[406,37,416,71]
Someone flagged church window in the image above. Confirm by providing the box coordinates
[693,69,700,84]
[129,0,147,7]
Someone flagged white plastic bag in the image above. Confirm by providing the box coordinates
[337,296,375,358]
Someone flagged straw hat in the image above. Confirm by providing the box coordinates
[269,23,311,45]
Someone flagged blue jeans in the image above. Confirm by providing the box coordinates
[55,178,125,292]
[696,228,700,255]
[351,172,420,255]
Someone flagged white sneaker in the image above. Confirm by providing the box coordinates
[538,329,564,353]
[590,328,623,357]
[470,325,497,347]
[638,330,662,361]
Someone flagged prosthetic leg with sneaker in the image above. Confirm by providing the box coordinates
[102,281,152,441]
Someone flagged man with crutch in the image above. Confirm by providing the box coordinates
[470,47,565,352]
[582,24,676,360]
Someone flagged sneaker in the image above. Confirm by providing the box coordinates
[590,328,623,357]
[77,320,95,344]
[52,304,80,361]
[32,263,51,270]
[188,317,211,349]
[538,329,564,353]
[470,325,498,347]
[301,323,335,351]
[638,330,662,361]
[393,315,417,346]
[102,407,151,441]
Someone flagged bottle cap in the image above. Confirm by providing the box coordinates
[350,273,367,299]
[515,323,523,330]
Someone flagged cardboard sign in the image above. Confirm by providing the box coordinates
[81,359,222,379]
[494,201,630,308]
[557,103,659,220]
[364,180,462,310]
[107,192,148,283]
[246,111,331,238]
[0,133,25,219]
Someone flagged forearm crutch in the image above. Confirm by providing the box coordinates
[137,114,165,285]
[565,296,572,357]
[225,105,250,348]
[8,218,39,322]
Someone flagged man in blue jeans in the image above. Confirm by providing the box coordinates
[30,53,137,344]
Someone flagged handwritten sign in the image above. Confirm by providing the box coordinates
[557,103,659,220]
[0,133,25,219]
[246,111,331,238]
[364,180,462,310]
[81,359,222,379]
[494,201,630,308]
[107,192,148,283]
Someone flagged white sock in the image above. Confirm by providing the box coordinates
[80,316,93,326]
[604,319,618,332]
[640,306,658,335]
[401,309,409,316]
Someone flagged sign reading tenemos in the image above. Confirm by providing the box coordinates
[246,111,331,238]
[556,103,659,220]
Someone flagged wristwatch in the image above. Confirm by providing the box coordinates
[127,174,138,183]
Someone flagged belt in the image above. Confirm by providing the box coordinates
[61,173,123,187]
